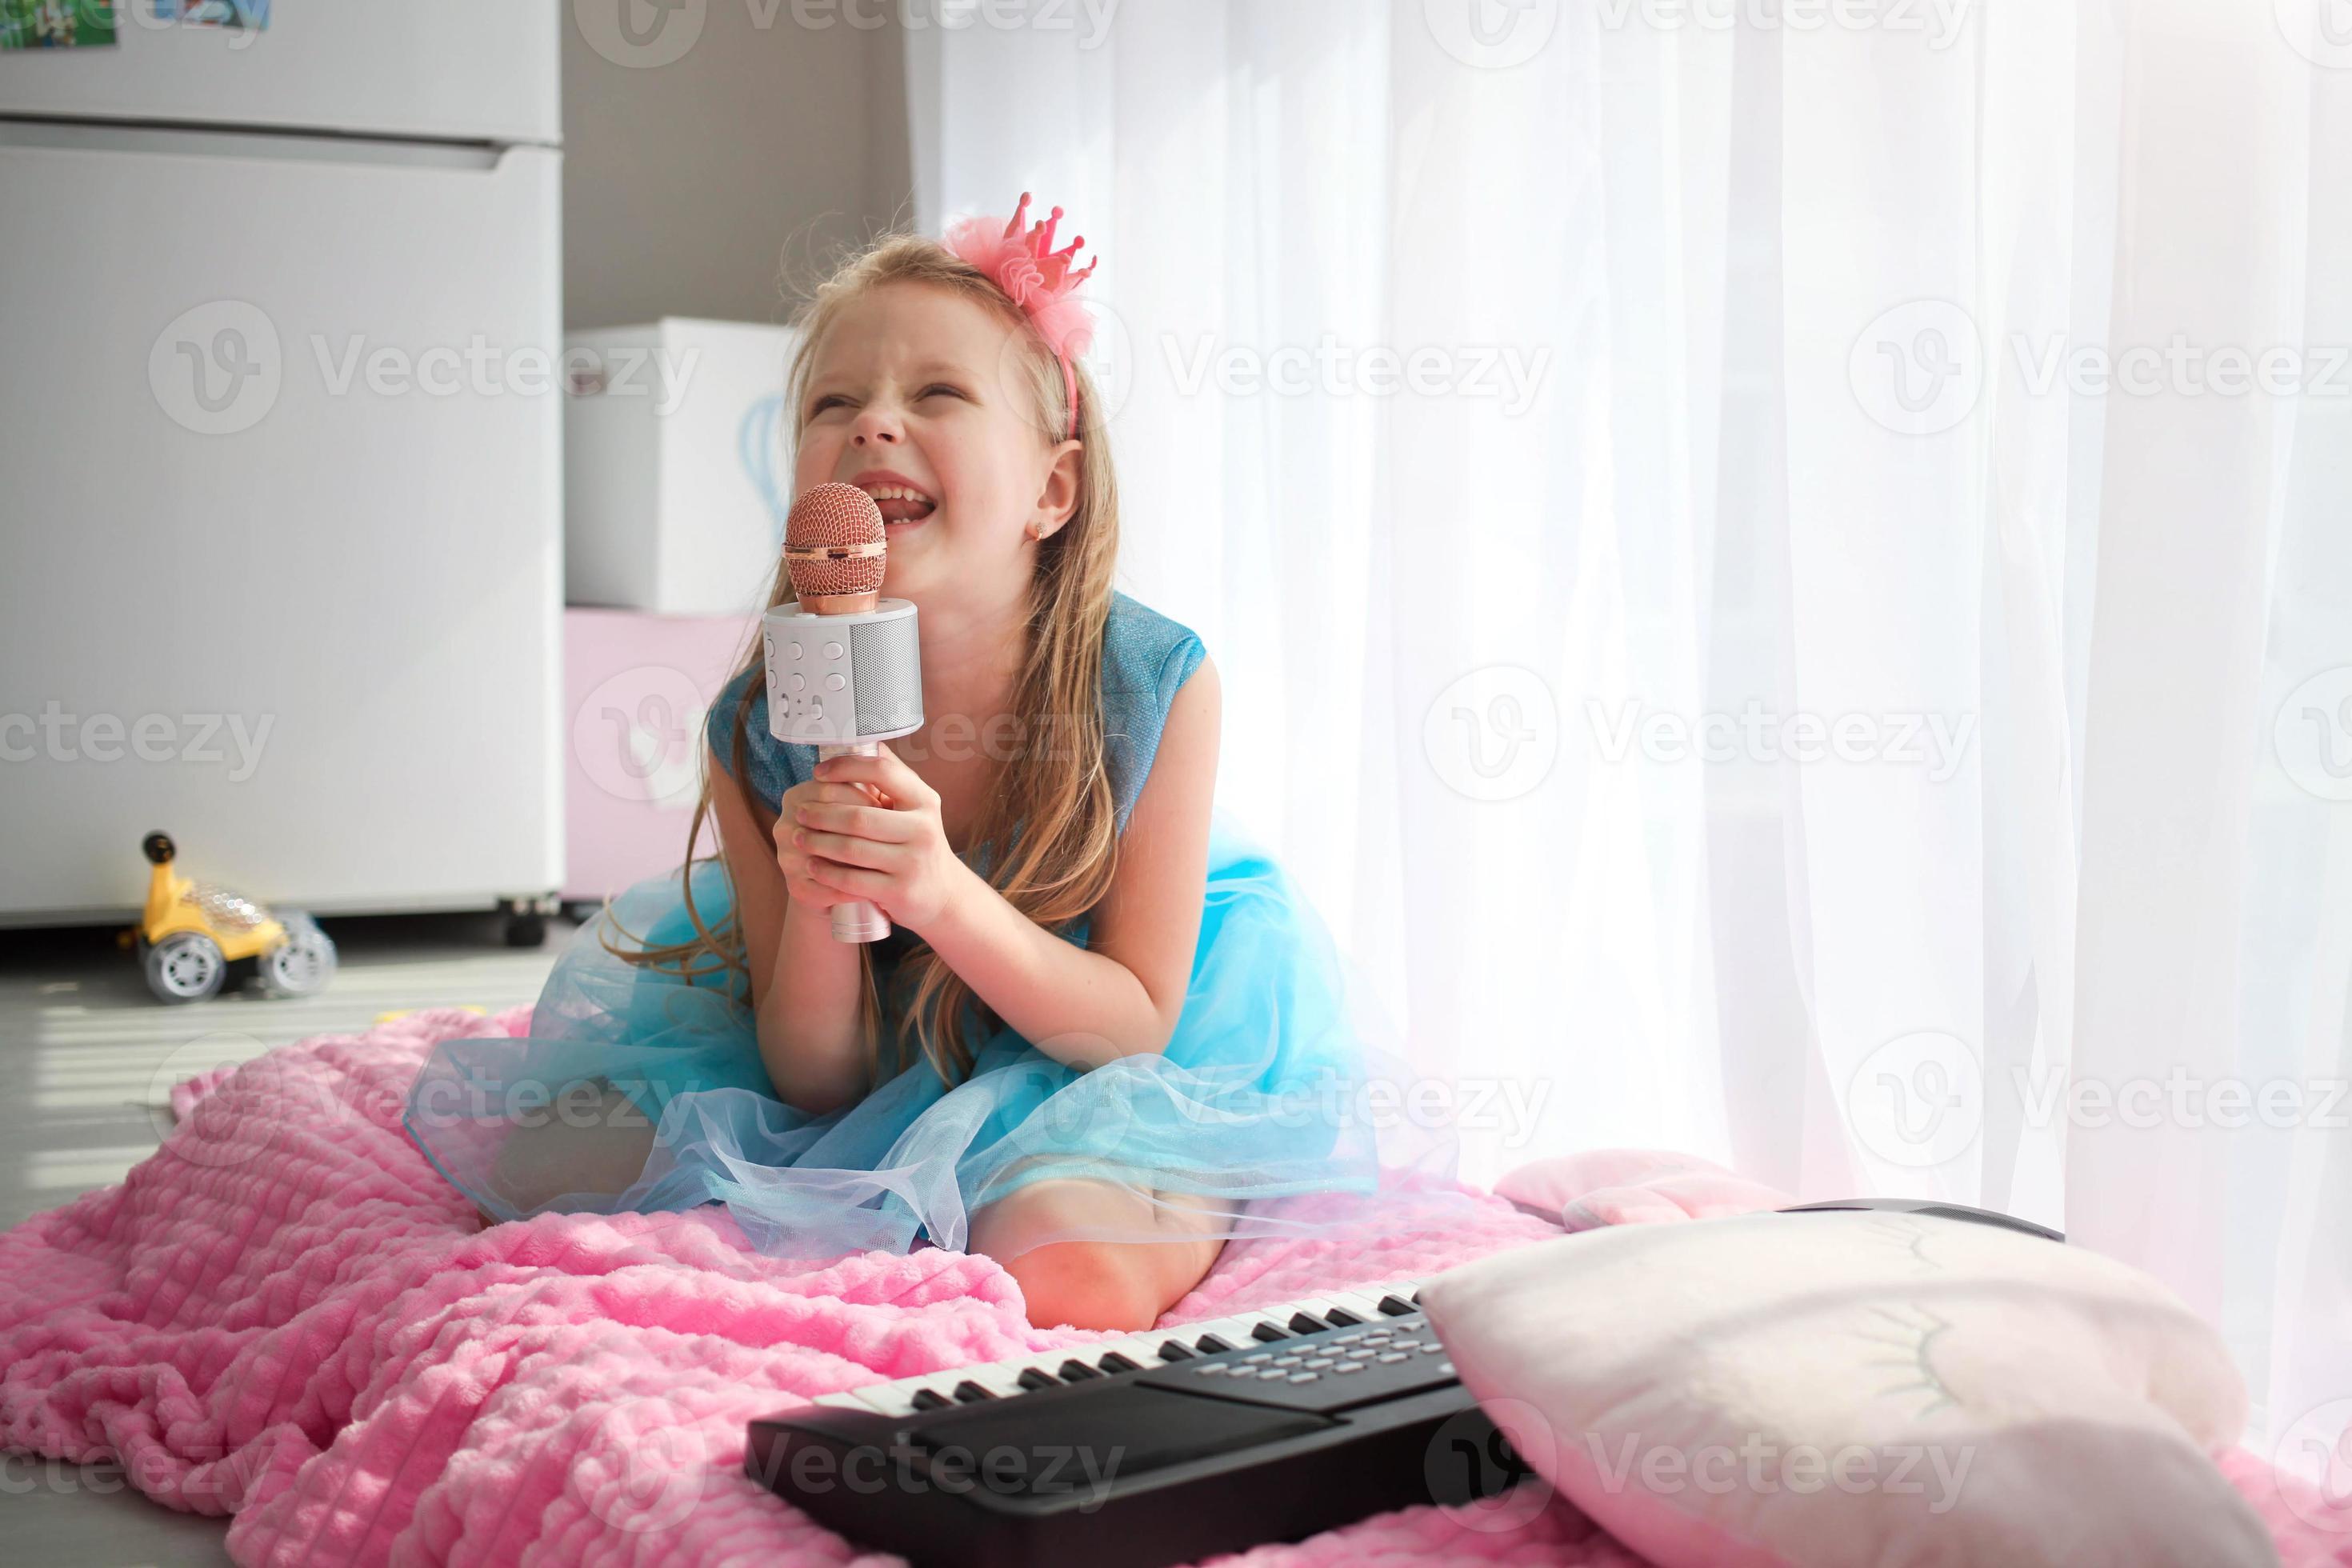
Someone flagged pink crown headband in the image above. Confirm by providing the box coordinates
[943,191,1098,440]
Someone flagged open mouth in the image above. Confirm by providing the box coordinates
[857,482,938,526]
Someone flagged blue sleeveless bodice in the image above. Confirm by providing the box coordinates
[704,590,1205,970]
[708,588,1206,837]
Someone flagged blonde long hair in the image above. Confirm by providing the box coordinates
[601,234,1124,1093]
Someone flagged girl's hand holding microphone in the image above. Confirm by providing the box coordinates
[771,773,867,914]
[773,743,973,933]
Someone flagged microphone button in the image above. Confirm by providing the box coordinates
[825,674,846,691]
[824,641,845,660]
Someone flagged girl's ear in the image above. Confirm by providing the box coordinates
[1029,437,1085,543]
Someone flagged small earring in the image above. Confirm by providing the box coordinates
[1025,522,1042,541]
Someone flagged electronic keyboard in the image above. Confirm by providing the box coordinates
[745,1278,1531,1568]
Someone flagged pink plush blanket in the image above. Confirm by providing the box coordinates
[2,1006,2343,1566]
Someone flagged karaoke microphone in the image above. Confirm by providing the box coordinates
[769,482,926,943]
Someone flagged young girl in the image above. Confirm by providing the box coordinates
[405,198,1470,1332]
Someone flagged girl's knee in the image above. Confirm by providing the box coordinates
[1003,1241,1165,1332]
[971,1175,1233,1330]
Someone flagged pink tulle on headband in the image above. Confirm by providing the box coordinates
[943,191,1098,439]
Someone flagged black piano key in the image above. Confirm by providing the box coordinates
[909,1389,953,1412]
[1016,1366,1061,1391]
[1058,1359,1103,1381]
[1324,1308,1364,1326]
[1288,1313,1331,1335]
[1098,1351,1142,1374]
[1156,1339,1198,1361]
[1376,1294,1416,1317]
[950,1381,995,1403]
[1251,1322,1293,1343]
[1194,1333,1238,1354]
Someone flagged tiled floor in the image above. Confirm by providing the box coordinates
[0,909,576,1566]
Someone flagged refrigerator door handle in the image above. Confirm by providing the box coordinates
[0,116,506,170]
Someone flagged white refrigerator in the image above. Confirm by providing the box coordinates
[0,3,566,934]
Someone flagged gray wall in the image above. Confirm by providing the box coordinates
[562,8,910,331]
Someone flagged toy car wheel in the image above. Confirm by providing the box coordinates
[260,918,337,998]
[146,931,226,1004]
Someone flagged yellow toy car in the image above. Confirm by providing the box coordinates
[130,831,338,1004]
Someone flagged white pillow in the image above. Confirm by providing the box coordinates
[1418,1210,2273,1568]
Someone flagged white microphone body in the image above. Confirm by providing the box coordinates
[762,598,924,942]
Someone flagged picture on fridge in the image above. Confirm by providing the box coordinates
[150,0,267,28]
[0,0,118,48]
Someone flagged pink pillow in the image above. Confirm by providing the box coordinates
[1495,1147,1797,1230]
[1419,1209,2271,1568]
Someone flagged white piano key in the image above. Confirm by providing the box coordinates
[949,1359,1034,1398]
[847,1379,931,1415]
[1289,1294,1365,1326]
[1318,1290,1392,1322]
[1178,1311,1276,1349]
[1087,1331,1175,1370]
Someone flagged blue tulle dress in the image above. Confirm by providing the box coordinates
[403,593,1471,1259]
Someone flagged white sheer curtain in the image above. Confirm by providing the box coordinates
[905,0,2352,1450]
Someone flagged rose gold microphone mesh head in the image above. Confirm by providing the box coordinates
[786,482,887,598]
